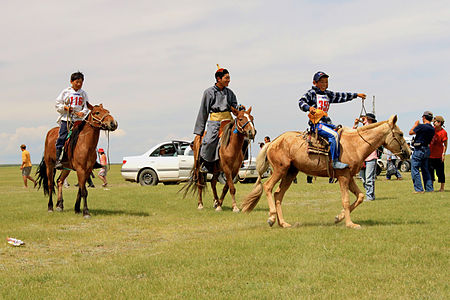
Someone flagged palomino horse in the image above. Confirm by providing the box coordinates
[36,103,117,217]
[185,106,256,212]
[241,115,411,229]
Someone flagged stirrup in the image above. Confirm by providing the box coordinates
[55,160,63,170]
[332,160,349,169]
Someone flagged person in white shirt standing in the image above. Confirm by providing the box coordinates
[354,113,378,201]
[55,72,90,169]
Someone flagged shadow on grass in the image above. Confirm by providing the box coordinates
[287,218,427,228]
[90,209,150,217]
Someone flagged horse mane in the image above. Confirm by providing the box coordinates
[342,120,388,135]
[220,122,233,147]
[68,121,87,157]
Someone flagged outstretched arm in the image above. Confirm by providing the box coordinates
[409,120,420,135]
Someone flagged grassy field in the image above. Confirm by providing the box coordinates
[0,164,448,299]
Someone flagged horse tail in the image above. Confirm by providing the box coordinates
[241,143,270,213]
[35,157,55,196]
[179,165,206,198]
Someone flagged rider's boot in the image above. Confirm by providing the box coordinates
[55,148,64,170]
[200,162,210,173]
[332,159,349,169]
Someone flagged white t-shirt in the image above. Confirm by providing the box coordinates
[55,87,90,123]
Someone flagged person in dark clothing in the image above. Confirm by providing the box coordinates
[409,111,435,193]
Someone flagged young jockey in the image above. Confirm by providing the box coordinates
[55,72,90,169]
[193,66,243,173]
[298,71,366,169]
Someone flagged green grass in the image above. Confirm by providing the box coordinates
[0,164,448,299]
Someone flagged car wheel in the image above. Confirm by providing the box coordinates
[399,161,411,172]
[139,169,158,186]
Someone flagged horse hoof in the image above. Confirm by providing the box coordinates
[83,214,91,219]
[56,207,63,212]
[232,207,240,213]
[215,206,223,212]
[267,218,275,227]
[197,204,203,210]
[347,223,362,229]
[47,210,53,213]
[334,215,344,224]
[213,200,219,208]
[280,222,292,228]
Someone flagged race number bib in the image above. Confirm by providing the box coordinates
[66,92,84,110]
[316,94,330,112]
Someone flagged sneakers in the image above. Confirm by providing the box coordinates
[332,160,349,169]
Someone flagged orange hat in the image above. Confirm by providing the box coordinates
[98,148,104,153]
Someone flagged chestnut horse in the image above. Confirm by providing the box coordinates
[36,104,117,217]
[241,115,411,229]
[184,106,256,212]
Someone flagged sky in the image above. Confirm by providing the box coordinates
[1,0,449,164]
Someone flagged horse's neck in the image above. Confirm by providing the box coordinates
[224,125,245,153]
[346,123,388,160]
[81,124,101,151]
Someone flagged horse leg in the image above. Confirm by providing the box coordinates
[56,170,70,212]
[46,166,54,212]
[210,175,220,209]
[75,188,82,214]
[274,169,298,227]
[263,167,286,227]
[335,176,365,224]
[337,174,361,229]
[197,172,205,210]
[81,185,90,218]
[216,183,229,211]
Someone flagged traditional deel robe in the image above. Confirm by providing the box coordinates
[194,85,238,162]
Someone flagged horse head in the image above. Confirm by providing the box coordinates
[87,103,118,131]
[384,115,411,160]
[231,106,256,140]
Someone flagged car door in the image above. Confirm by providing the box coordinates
[151,143,179,180]
[179,146,194,180]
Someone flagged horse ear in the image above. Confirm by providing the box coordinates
[87,101,94,110]
[231,106,238,116]
[99,103,103,108]
[247,106,252,114]
[388,115,398,127]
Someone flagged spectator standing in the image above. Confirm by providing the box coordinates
[409,111,435,193]
[385,149,403,180]
[20,144,37,188]
[98,148,108,187]
[429,116,447,192]
[354,113,378,201]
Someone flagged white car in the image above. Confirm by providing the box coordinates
[121,141,267,186]
[121,141,194,185]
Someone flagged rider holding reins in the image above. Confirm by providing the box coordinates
[298,71,366,169]
[55,72,90,169]
[193,66,244,173]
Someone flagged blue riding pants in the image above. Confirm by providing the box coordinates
[56,121,68,150]
[411,147,433,192]
[316,123,340,161]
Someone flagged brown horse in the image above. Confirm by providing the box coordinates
[185,106,256,212]
[241,115,411,229]
[36,103,117,217]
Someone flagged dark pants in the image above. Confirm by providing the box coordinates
[429,158,445,183]
[56,121,68,150]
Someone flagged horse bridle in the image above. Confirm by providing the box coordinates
[234,116,253,138]
[87,110,111,129]
[357,125,407,158]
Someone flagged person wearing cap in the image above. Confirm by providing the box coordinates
[193,67,241,173]
[20,144,37,188]
[429,115,447,192]
[409,111,435,193]
[353,113,378,201]
[98,148,108,187]
[299,71,366,169]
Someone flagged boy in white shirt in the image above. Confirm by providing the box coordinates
[55,72,90,169]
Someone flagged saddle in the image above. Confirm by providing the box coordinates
[302,129,330,156]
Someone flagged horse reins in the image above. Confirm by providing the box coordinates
[356,124,407,158]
